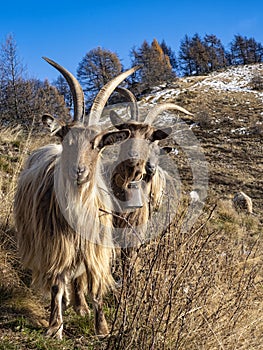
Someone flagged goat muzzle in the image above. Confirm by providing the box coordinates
[71,165,89,186]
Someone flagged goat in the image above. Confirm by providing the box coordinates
[233,191,253,214]
[13,58,138,339]
[101,91,193,274]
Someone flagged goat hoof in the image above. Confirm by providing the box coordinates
[46,324,63,340]
[74,305,91,317]
[96,323,109,338]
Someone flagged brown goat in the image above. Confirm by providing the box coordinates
[13,58,137,339]
[106,97,193,276]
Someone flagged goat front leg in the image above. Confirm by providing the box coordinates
[91,291,109,336]
[72,273,90,317]
[46,275,66,339]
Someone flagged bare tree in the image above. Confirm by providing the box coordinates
[204,34,227,71]
[230,35,263,65]
[0,35,69,128]
[0,34,26,121]
[53,75,73,110]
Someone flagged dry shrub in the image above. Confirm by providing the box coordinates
[104,200,262,350]
[0,125,48,225]
[250,72,263,91]
[195,109,212,129]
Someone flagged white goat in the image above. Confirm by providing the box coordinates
[14,58,138,339]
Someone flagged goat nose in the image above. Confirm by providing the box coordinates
[77,165,86,174]
[128,150,139,158]
[146,162,156,175]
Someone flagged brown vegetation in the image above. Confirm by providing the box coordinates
[0,65,262,349]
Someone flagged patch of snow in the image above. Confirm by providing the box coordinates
[149,88,181,104]
[192,64,263,100]
[231,127,249,135]
[170,148,179,155]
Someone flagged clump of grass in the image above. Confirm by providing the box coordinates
[250,72,263,91]
[196,109,213,129]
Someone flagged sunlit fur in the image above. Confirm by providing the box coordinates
[15,138,114,292]
[144,164,167,213]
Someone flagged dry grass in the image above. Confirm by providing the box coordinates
[105,201,262,350]
[0,125,50,346]
[0,69,262,349]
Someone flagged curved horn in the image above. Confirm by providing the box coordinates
[88,66,141,125]
[144,103,194,125]
[43,57,85,122]
[115,87,139,121]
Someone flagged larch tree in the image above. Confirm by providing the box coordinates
[178,35,195,76]
[77,47,122,110]
[160,39,177,70]
[179,34,227,76]
[131,38,175,92]
[204,34,227,71]
[189,34,209,75]
[230,35,263,65]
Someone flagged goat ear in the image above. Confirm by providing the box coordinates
[42,114,63,136]
[93,129,131,150]
[110,111,125,129]
[150,127,173,141]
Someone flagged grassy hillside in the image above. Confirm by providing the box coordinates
[0,64,262,349]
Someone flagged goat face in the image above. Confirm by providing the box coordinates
[42,114,130,187]
[110,111,172,186]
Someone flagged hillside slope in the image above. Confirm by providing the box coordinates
[138,63,263,220]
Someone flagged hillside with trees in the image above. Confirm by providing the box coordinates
[0,35,70,128]
[1,34,263,123]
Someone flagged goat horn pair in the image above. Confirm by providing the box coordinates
[110,88,193,125]
[43,58,192,126]
[88,66,141,125]
[44,57,140,125]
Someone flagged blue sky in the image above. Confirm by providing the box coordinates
[1,0,263,81]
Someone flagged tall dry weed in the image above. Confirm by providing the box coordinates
[104,200,262,349]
